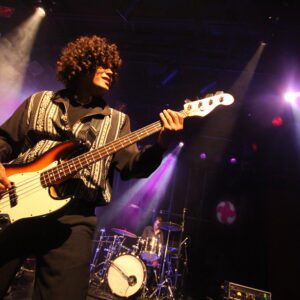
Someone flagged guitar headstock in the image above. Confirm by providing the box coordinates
[183,92,234,117]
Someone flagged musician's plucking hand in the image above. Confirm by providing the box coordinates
[0,163,11,191]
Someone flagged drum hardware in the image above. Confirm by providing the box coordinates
[131,244,140,256]
[131,236,145,257]
[120,244,131,254]
[90,228,106,273]
[147,222,182,299]
[111,227,137,238]
[145,218,188,299]
[89,223,189,300]
[100,235,126,281]
[158,221,182,232]
[174,208,188,298]
[90,233,127,287]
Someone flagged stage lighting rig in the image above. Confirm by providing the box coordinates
[34,0,56,15]
[0,5,15,18]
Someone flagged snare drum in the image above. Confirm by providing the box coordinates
[107,254,146,298]
[140,237,162,262]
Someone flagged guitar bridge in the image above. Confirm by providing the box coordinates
[9,182,18,207]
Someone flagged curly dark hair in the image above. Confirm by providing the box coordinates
[56,35,122,88]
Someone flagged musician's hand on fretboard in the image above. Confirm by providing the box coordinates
[157,109,184,149]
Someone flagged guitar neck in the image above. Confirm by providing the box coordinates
[42,111,185,186]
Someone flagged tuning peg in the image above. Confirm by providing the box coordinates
[205,93,214,98]
[184,99,192,104]
[215,91,224,95]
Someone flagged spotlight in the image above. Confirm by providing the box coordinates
[260,41,267,46]
[179,142,184,147]
[35,6,46,17]
[200,153,206,160]
[284,91,300,104]
[272,116,283,127]
[251,143,258,151]
[230,157,237,164]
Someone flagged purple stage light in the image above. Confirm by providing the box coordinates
[200,153,206,159]
[99,144,183,229]
[284,92,300,104]
[179,141,184,147]
[230,157,237,164]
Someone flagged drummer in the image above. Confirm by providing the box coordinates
[141,215,164,247]
[141,215,164,268]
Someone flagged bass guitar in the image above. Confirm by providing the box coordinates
[0,93,234,223]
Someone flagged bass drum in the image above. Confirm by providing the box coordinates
[107,254,146,298]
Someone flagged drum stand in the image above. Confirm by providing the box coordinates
[149,228,176,300]
[90,228,105,273]
[90,233,125,286]
[174,208,187,298]
[100,235,125,283]
[147,211,189,300]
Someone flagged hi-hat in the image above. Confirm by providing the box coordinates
[159,222,182,232]
[111,228,137,238]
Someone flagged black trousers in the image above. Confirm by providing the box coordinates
[0,213,96,300]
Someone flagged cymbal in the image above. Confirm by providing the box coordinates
[159,222,182,232]
[111,228,137,238]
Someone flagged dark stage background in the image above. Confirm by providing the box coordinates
[2,1,300,299]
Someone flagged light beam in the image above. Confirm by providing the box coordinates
[0,8,44,124]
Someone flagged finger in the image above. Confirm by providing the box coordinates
[176,112,184,128]
[162,110,173,126]
[167,110,179,124]
[160,111,171,130]
[3,179,12,189]
[166,110,184,129]
[0,165,12,189]
[0,180,11,189]
[0,182,7,191]
[0,172,12,188]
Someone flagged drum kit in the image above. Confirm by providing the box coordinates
[89,221,188,299]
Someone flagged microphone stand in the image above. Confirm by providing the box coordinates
[174,208,187,296]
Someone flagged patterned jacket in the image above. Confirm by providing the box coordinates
[0,90,164,205]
